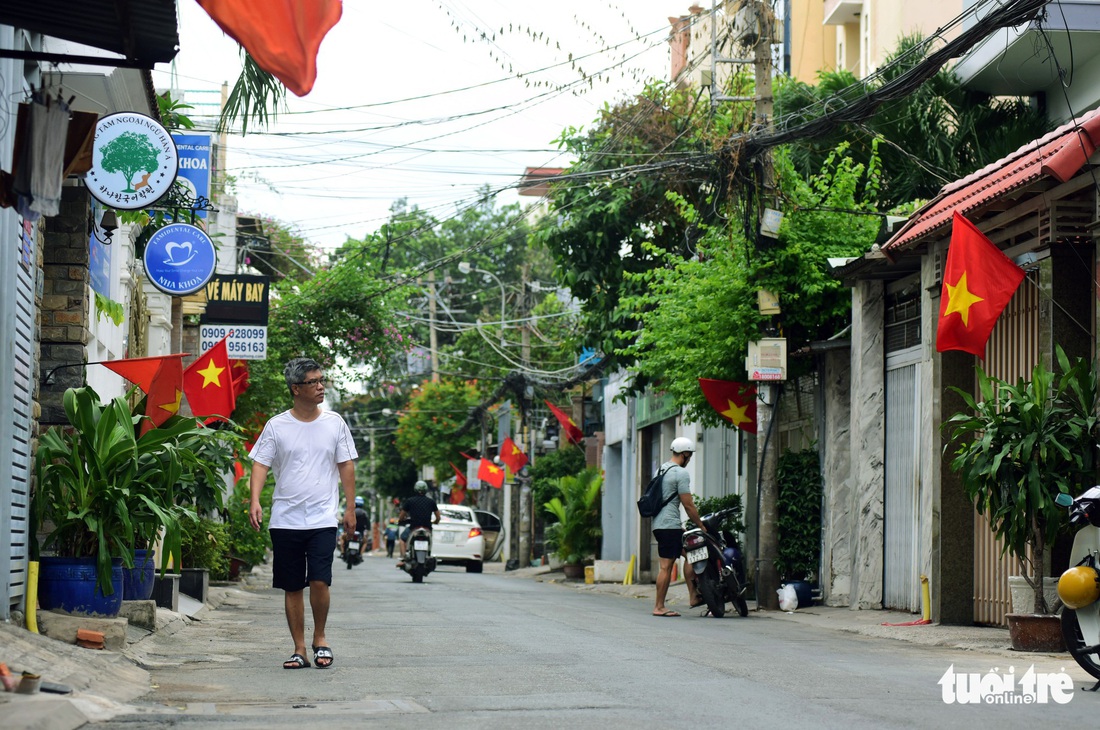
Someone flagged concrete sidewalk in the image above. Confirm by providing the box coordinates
[1,560,1030,728]
[491,561,1018,655]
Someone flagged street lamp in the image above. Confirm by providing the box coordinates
[458,261,506,348]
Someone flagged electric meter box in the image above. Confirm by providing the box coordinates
[746,338,787,381]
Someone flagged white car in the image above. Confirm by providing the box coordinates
[431,505,504,573]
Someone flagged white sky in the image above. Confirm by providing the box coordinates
[152,0,687,251]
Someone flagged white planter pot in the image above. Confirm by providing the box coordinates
[1008,575,1059,614]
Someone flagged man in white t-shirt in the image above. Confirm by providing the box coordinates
[249,358,358,670]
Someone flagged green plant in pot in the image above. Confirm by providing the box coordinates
[944,348,1098,621]
[33,386,209,609]
[543,467,602,572]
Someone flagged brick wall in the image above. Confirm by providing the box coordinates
[39,186,91,426]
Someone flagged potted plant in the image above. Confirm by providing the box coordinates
[543,467,602,578]
[944,348,1097,649]
[775,449,822,607]
[32,386,207,615]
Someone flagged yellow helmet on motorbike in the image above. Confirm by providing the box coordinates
[1058,566,1100,609]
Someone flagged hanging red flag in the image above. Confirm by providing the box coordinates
[140,356,186,435]
[196,0,343,97]
[459,451,478,461]
[545,399,584,445]
[449,461,468,488]
[100,354,185,394]
[698,378,757,434]
[183,335,236,422]
[499,436,529,473]
[450,486,466,505]
[936,211,1026,358]
[478,458,505,489]
[230,359,250,397]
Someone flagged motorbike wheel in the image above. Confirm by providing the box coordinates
[698,573,725,618]
[1062,608,1100,680]
[412,572,424,584]
[724,573,748,617]
[346,558,353,570]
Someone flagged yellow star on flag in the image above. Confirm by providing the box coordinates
[197,360,226,389]
[721,399,752,428]
[510,444,522,455]
[154,389,183,416]
[943,271,984,327]
[487,464,501,474]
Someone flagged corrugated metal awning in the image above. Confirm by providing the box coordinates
[0,0,179,69]
[883,108,1100,254]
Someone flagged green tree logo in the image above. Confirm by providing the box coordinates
[100,131,160,192]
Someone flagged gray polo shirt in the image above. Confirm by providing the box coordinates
[652,461,691,530]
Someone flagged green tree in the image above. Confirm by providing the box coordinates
[100,131,160,192]
[619,143,882,424]
[394,380,481,479]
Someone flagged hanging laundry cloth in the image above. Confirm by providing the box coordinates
[28,96,71,218]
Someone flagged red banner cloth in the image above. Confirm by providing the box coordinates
[183,335,236,422]
[196,0,343,97]
[450,486,466,505]
[478,458,505,489]
[499,436,529,473]
[936,211,1026,358]
[698,378,757,434]
[230,359,250,397]
[545,399,584,445]
[100,354,185,394]
[450,461,468,488]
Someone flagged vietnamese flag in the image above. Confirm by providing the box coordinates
[450,486,466,505]
[698,379,757,434]
[231,359,250,396]
[196,0,343,97]
[478,458,505,489]
[101,354,187,434]
[450,461,468,487]
[936,211,1025,358]
[183,335,236,422]
[499,436,528,473]
[545,399,584,445]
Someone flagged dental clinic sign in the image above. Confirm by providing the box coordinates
[86,112,178,209]
[143,223,217,296]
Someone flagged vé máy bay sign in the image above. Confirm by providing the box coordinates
[86,112,178,209]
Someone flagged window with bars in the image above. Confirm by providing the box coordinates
[885,285,921,353]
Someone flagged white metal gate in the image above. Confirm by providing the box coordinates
[2,214,35,620]
[884,345,922,611]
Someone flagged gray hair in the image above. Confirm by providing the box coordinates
[284,357,322,395]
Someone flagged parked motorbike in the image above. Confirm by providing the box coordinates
[342,530,365,570]
[683,507,748,618]
[401,526,436,583]
[1056,487,1100,687]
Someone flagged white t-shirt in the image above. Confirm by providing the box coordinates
[249,410,358,530]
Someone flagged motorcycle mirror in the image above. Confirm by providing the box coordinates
[1055,493,1074,507]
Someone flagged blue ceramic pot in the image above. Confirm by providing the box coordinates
[38,556,123,616]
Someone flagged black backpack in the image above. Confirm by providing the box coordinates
[637,466,677,518]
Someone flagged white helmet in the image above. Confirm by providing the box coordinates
[670,437,696,454]
[414,480,428,493]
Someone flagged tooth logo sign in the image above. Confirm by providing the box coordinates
[163,241,196,267]
[143,223,216,297]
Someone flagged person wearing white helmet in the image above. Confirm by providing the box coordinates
[651,436,706,617]
[397,480,440,566]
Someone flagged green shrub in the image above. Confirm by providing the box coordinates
[530,447,586,522]
[775,448,822,582]
[224,477,270,566]
[181,516,231,581]
[691,493,746,538]
[543,467,602,564]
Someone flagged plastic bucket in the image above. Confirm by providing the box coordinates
[584,566,594,584]
[38,556,123,616]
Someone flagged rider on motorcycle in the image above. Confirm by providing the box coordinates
[340,496,371,559]
[396,480,440,567]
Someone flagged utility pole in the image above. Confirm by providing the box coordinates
[428,270,440,383]
[752,0,780,611]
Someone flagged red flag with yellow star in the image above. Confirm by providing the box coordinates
[183,335,236,422]
[478,458,505,489]
[698,378,757,434]
[545,399,584,445]
[499,436,529,474]
[936,211,1025,358]
[140,355,186,435]
[450,486,466,505]
[449,461,468,488]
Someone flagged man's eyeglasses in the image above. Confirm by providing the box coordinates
[295,377,327,387]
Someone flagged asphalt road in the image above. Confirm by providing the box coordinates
[101,554,1100,728]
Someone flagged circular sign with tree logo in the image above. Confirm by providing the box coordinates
[85,112,178,210]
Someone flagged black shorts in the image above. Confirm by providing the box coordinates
[653,529,685,560]
[270,527,337,591]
